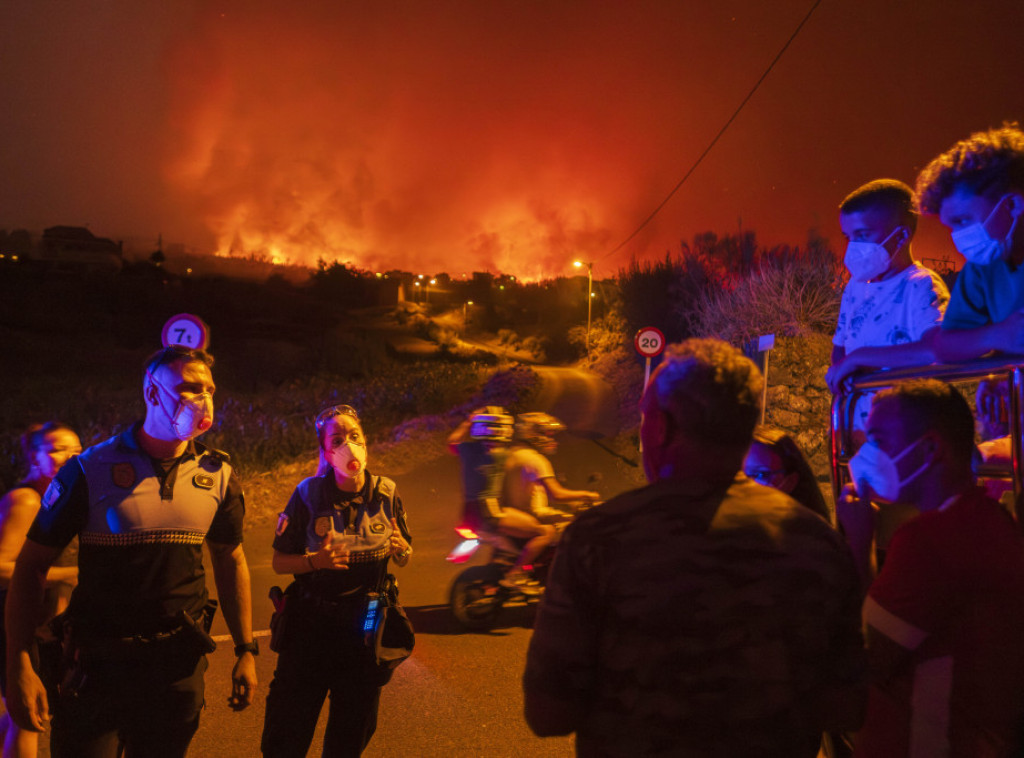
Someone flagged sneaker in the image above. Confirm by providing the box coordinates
[500,570,543,596]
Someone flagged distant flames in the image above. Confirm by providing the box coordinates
[160,5,657,279]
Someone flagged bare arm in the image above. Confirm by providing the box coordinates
[933,314,1024,363]
[537,477,599,505]
[826,329,939,394]
[208,541,257,711]
[5,539,62,732]
[0,490,76,589]
[447,419,472,455]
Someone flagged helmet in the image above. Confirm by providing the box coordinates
[469,406,514,442]
[514,412,565,448]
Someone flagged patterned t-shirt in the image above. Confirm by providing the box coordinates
[833,262,949,429]
[524,475,866,757]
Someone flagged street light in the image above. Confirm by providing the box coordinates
[463,300,474,328]
[573,260,593,354]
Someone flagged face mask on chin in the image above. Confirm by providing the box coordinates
[951,194,1022,266]
[847,436,929,503]
[147,373,214,441]
[843,227,903,282]
[328,441,367,478]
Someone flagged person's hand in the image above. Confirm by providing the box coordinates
[312,526,350,570]
[836,481,878,552]
[228,652,257,712]
[826,357,860,395]
[580,491,601,505]
[7,656,49,732]
[388,518,411,565]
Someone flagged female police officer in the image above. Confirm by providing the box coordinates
[261,404,412,758]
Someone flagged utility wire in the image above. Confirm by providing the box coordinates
[604,0,825,260]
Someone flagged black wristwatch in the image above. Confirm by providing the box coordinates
[234,640,260,657]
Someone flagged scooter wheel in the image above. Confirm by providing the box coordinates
[450,565,505,631]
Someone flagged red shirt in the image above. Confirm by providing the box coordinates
[858,487,1024,757]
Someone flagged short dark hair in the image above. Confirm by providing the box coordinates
[873,379,976,465]
[839,179,918,235]
[650,338,762,447]
[143,345,214,380]
[20,421,76,476]
[916,123,1024,215]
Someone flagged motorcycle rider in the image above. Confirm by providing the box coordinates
[499,413,600,590]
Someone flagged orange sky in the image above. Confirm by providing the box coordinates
[2,1,1022,278]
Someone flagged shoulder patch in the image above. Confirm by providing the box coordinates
[275,513,289,536]
[111,462,136,489]
[203,447,231,463]
[41,479,64,510]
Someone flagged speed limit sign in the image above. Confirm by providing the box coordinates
[634,327,665,358]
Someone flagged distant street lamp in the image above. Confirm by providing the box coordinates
[463,300,473,327]
[573,260,593,354]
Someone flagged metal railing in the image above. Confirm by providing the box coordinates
[829,356,1024,512]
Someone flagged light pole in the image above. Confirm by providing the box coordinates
[573,260,593,354]
[463,300,473,328]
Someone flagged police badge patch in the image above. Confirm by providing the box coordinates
[370,523,386,534]
[193,473,215,489]
[112,462,136,489]
[314,517,331,538]
[41,479,64,510]
[275,513,289,536]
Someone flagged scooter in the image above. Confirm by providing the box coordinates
[446,505,591,631]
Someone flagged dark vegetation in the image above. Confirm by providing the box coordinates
[0,228,845,489]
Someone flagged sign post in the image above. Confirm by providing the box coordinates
[744,333,775,424]
[634,326,666,389]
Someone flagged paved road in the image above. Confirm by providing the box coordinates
[22,366,641,757]
[192,367,641,757]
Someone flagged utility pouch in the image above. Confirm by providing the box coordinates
[268,585,290,653]
[177,609,218,655]
[199,598,218,633]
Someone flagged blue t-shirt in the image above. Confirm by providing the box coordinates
[943,259,1024,330]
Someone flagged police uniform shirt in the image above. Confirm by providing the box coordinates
[29,423,245,638]
[273,471,410,602]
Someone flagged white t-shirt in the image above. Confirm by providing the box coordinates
[833,262,949,429]
[502,446,556,516]
[833,262,948,352]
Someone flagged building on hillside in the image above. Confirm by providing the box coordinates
[37,226,123,272]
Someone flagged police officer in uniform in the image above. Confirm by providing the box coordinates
[261,403,411,758]
[5,345,257,758]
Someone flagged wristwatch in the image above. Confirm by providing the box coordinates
[234,640,260,657]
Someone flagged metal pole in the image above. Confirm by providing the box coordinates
[586,263,593,354]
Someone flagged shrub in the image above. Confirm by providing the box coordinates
[686,251,844,345]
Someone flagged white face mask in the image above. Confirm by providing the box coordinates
[951,194,1021,266]
[148,373,214,441]
[847,436,929,502]
[843,227,902,282]
[328,441,367,477]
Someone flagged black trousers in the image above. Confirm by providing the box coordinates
[50,637,206,758]
[262,605,382,758]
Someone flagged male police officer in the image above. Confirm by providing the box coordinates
[5,346,257,758]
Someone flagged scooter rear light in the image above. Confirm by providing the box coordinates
[446,539,480,564]
[455,526,479,540]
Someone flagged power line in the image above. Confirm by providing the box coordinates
[604,0,825,260]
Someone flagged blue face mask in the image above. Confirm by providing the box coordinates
[951,194,1021,266]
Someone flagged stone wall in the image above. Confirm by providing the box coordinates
[761,333,834,482]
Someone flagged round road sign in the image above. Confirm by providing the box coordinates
[634,327,665,358]
[161,313,210,350]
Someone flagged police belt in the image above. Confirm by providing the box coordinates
[75,610,216,659]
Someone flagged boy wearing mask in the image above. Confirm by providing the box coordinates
[827,179,949,431]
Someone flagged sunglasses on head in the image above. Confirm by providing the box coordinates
[315,404,360,431]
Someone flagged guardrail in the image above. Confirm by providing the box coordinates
[829,356,1024,512]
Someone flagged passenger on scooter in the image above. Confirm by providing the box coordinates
[448,406,514,533]
[499,413,600,591]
